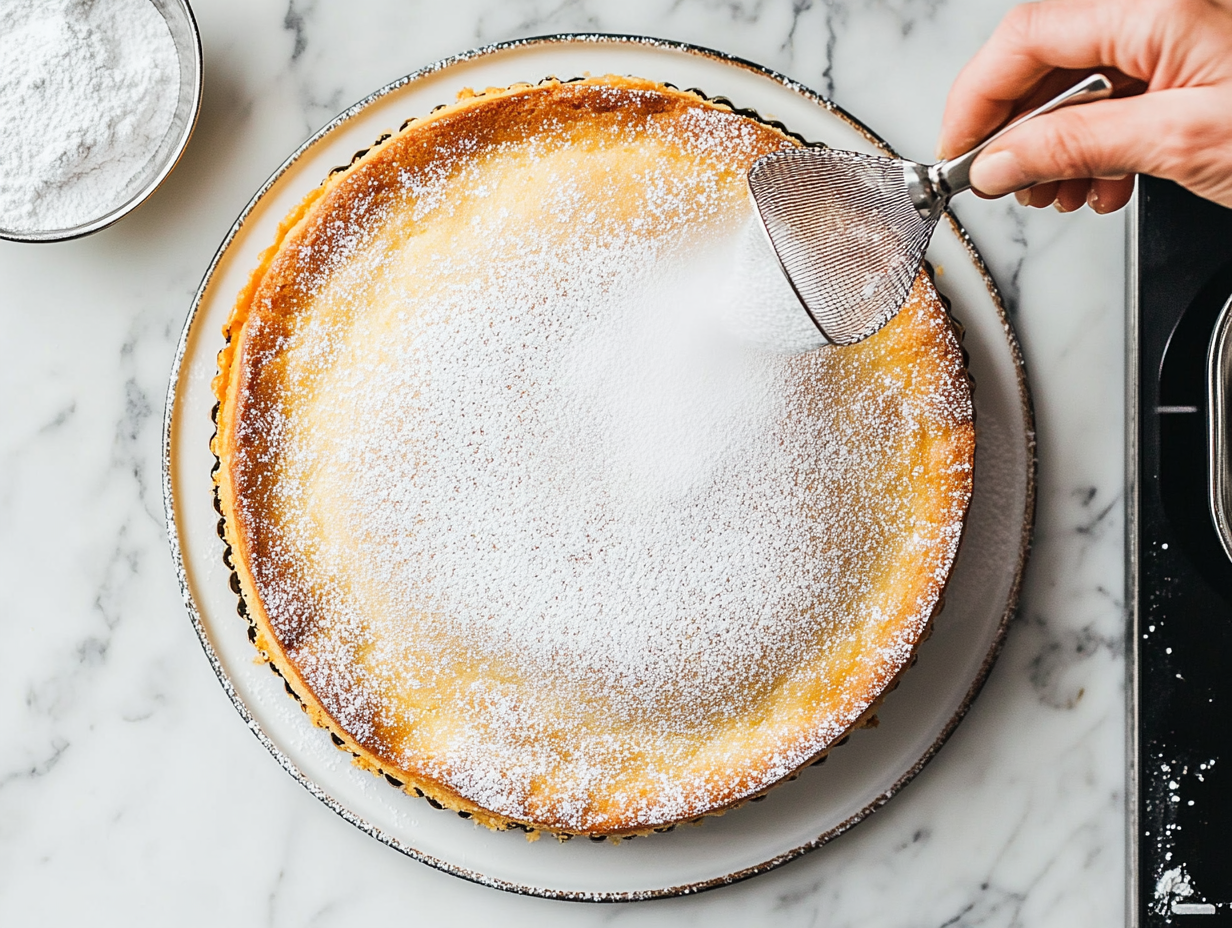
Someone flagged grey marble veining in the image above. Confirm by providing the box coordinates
[0,0,1124,924]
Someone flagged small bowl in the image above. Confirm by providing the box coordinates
[0,0,203,244]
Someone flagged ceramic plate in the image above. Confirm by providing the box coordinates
[163,35,1034,901]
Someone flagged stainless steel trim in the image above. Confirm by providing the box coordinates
[1207,292,1232,561]
[0,0,204,244]
[161,33,1036,902]
[1125,177,1141,928]
[1173,902,1218,916]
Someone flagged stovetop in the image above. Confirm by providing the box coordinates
[1131,176,1232,925]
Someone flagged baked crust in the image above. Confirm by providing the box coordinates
[212,76,975,838]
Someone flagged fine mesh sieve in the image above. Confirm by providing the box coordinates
[747,73,1113,346]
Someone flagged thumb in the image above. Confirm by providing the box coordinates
[967,90,1196,195]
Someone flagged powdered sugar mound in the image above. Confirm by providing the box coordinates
[0,0,180,232]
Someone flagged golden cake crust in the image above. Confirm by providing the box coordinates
[213,76,975,838]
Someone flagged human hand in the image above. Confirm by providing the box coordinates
[936,0,1232,213]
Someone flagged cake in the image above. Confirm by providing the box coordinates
[212,75,975,838]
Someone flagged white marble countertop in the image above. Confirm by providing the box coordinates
[0,1,1125,924]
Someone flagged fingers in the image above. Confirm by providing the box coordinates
[999,175,1133,213]
[1088,175,1135,213]
[1007,174,1132,214]
[1053,179,1091,212]
[1013,181,1059,208]
[967,89,1200,194]
[937,0,1165,159]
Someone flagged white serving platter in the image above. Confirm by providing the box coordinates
[162,35,1034,901]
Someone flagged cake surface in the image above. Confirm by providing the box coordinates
[213,75,975,837]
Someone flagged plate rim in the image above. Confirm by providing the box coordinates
[161,32,1036,903]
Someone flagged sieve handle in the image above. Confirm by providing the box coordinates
[925,73,1114,206]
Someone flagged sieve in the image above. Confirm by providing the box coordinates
[747,73,1113,346]
[0,0,203,244]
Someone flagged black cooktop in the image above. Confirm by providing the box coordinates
[1132,176,1232,925]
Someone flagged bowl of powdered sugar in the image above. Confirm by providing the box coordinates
[0,0,202,243]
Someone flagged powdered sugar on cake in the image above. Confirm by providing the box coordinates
[226,82,973,831]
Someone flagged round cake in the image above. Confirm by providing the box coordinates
[212,75,975,838]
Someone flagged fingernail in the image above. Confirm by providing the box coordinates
[1014,189,1032,207]
[1087,187,1102,213]
[1053,199,1071,213]
[969,150,1029,196]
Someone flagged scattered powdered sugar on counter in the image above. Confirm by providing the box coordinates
[1151,756,1223,918]
[0,0,180,232]
[230,89,972,829]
